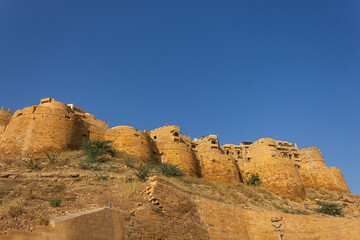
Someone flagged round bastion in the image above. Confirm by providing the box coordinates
[195,135,240,184]
[149,126,200,177]
[105,126,160,163]
[0,98,83,157]
[240,138,306,199]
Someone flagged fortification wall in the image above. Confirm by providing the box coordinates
[0,108,14,127]
[0,99,84,157]
[195,135,240,184]
[240,138,306,199]
[298,147,349,193]
[330,167,351,193]
[105,126,160,162]
[149,125,200,176]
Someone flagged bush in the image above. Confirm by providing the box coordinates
[133,163,151,182]
[246,173,262,186]
[316,201,342,216]
[81,140,114,163]
[49,198,62,208]
[43,150,60,164]
[23,158,42,170]
[158,162,184,177]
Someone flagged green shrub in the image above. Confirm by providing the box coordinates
[316,201,342,216]
[81,140,114,163]
[246,173,262,186]
[43,150,60,164]
[133,163,151,182]
[23,158,42,170]
[49,198,62,208]
[157,162,184,177]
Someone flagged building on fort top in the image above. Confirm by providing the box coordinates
[0,107,14,139]
[0,98,108,158]
[0,98,352,199]
[149,125,200,177]
[298,147,350,193]
[194,135,241,184]
[239,138,306,199]
[105,126,160,163]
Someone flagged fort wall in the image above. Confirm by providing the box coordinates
[298,147,349,193]
[240,138,306,199]
[194,135,240,184]
[330,167,351,193]
[0,99,83,157]
[105,126,160,162]
[149,125,200,176]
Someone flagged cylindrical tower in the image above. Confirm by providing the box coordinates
[149,126,200,177]
[298,147,349,193]
[329,167,351,193]
[0,98,82,158]
[195,135,240,184]
[240,138,306,199]
[105,126,160,163]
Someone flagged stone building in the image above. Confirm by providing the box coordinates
[149,125,200,176]
[0,98,351,199]
[298,147,350,193]
[238,138,306,199]
[194,135,240,184]
[105,126,160,163]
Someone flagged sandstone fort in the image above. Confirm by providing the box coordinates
[0,98,358,240]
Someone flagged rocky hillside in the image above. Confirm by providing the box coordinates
[0,150,359,239]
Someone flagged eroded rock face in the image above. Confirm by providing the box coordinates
[194,135,240,184]
[298,147,350,193]
[240,138,306,199]
[106,126,160,163]
[149,126,200,176]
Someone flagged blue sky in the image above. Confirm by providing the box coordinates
[1,1,359,194]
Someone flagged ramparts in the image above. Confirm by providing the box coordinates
[0,98,351,199]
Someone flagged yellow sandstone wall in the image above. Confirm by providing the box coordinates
[105,126,160,162]
[240,138,306,199]
[330,167,351,193]
[0,108,13,127]
[0,98,109,158]
[149,126,200,176]
[0,98,83,157]
[298,147,350,193]
[194,135,240,184]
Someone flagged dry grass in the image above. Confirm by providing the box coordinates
[117,181,143,200]
[0,202,24,218]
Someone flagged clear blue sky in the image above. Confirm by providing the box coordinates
[1,1,359,194]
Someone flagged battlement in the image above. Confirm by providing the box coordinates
[0,107,15,113]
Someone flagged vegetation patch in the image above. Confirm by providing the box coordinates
[246,173,262,186]
[316,201,342,216]
[49,198,62,208]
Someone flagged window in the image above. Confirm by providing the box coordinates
[211,140,217,144]
[173,132,179,137]
[153,136,157,140]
